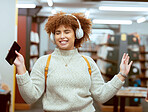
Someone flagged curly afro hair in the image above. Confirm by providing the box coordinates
[45,12,92,48]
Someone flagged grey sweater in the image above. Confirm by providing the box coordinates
[16,48,124,112]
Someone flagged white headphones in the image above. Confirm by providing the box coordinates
[50,14,84,44]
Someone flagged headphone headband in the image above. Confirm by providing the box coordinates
[64,14,82,29]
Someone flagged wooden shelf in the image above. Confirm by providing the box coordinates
[91,55,99,60]
[97,43,118,47]
[141,67,148,70]
[140,51,148,54]
[30,42,39,45]
[30,55,39,58]
[139,45,148,87]
[139,77,148,80]
[139,59,148,62]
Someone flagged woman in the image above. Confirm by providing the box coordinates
[14,12,133,112]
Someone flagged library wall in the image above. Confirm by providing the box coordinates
[40,19,56,56]
[0,0,16,112]
[121,21,148,35]
[39,19,50,56]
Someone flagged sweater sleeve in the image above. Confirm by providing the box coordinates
[16,56,46,104]
[85,56,124,104]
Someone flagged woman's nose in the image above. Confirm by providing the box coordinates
[60,32,65,38]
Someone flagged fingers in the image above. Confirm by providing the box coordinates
[121,53,133,66]
[125,55,129,65]
[122,53,126,59]
[121,53,126,63]
[121,53,128,64]
[124,53,133,67]
[15,50,21,56]
[125,53,129,61]
[128,61,133,67]
[15,50,19,55]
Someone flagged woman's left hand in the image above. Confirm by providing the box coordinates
[119,53,133,76]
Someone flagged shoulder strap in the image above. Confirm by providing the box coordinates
[44,54,91,93]
[81,55,91,76]
[44,54,51,93]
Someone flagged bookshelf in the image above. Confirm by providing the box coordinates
[139,45,148,87]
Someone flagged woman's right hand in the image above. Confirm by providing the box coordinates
[14,51,26,75]
[14,51,25,66]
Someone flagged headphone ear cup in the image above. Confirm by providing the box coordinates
[50,32,55,44]
[76,28,84,39]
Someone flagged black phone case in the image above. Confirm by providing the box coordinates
[5,41,21,65]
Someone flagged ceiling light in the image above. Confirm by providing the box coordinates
[40,0,47,2]
[47,0,53,7]
[137,17,146,23]
[16,4,36,8]
[92,19,132,25]
[99,6,148,12]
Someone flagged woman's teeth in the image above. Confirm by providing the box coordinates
[60,41,67,44]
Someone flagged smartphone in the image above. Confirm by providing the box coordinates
[5,41,21,65]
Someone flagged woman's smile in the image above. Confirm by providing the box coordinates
[59,39,68,45]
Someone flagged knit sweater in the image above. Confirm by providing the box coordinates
[16,48,124,112]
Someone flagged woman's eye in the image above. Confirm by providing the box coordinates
[55,32,60,35]
[65,31,70,34]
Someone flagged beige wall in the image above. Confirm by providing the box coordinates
[0,0,16,112]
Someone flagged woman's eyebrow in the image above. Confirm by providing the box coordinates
[55,30,61,32]
[64,29,71,31]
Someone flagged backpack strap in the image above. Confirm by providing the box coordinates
[81,55,91,76]
[44,54,91,93]
[44,54,51,93]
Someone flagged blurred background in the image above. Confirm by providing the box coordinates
[1,0,148,112]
